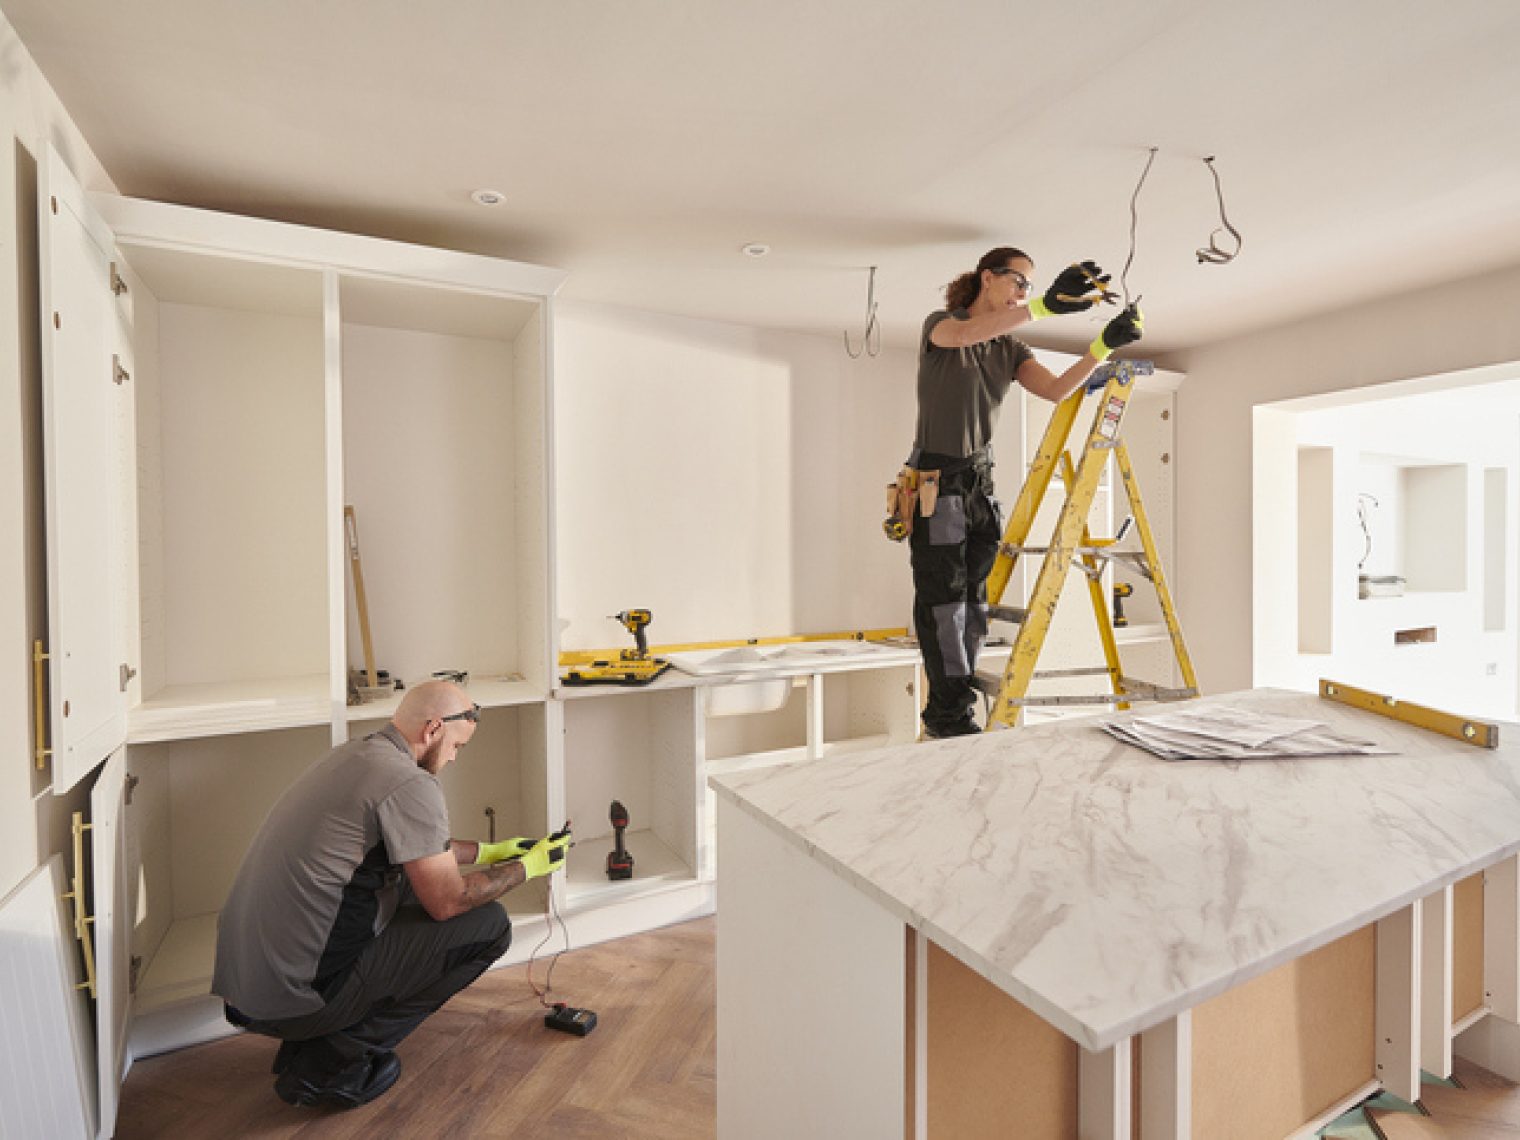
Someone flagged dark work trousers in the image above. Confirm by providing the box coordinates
[909,453,1001,734]
[231,901,512,1072]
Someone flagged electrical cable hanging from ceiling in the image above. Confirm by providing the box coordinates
[844,265,882,358]
[1195,155,1243,265]
[1119,146,1159,309]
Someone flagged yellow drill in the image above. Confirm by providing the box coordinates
[613,609,653,658]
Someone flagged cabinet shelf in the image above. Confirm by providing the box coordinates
[562,828,696,910]
[345,677,546,724]
[127,674,331,743]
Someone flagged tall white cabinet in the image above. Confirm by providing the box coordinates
[37,147,567,1136]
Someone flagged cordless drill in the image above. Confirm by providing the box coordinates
[606,800,634,880]
[1113,582,1134,628]
[613,609,652,658]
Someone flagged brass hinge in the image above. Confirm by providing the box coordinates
[119,662,138,692]
[109,262,129,297]
[125,772,140,806]
[32,640,51,771]
[112,355,131,386]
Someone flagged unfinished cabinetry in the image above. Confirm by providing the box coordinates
[38,145,564,1137]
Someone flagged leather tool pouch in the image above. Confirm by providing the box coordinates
[883,467,919,542]
[883,467,939,542]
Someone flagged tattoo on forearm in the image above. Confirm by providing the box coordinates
[459,859,526,908]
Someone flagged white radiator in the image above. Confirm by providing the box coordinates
[0,856,95,1140]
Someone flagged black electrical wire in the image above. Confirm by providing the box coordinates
[1120,147,1159,308]
[1196,155,1243,265]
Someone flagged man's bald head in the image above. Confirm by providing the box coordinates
[393,680,474,737]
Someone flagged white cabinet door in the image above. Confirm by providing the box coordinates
[90,748,132,1140]
[38,147,129,792]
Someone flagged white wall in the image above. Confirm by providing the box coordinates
[552,301,918,652]
[1255,378,1519,717]
[1167,262,1520,696]
[0,10,118,899]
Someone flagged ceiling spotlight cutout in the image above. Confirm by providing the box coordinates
[471,189,506,207]
[741,243,770,258]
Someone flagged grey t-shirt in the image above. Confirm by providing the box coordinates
[212,724,451,1019]
[913,309,1035,459]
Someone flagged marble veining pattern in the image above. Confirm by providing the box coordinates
[709,688,1520,1052]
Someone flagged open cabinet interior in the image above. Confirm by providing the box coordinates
[122,246,330,737]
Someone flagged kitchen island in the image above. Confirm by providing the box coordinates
[710,687,1520,1139]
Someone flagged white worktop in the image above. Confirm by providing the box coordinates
[709,687,1520,1052]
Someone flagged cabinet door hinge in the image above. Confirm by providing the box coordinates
[119,663,138,692]
[109,262,129,297]
[129,955,142,996]
[125,773,139,806]
[112,355,131,386]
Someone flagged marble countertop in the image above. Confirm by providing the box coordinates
[709,688,1520,1052]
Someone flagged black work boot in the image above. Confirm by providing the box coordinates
[274,1040,402,1110]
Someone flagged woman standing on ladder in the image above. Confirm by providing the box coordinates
[909,247,1142,739]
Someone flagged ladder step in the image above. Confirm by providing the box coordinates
[974,675,1199,707]
[987,605,1027,624]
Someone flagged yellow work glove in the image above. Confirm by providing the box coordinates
[515,830,572,880]
[1089,304,1144,361]
[1028,260,1110,319]
[474,837,535,866]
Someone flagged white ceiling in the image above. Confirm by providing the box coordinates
[7,0,1520,356]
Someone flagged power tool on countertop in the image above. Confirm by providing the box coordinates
[606,800,634,880]
[561,609,673,686]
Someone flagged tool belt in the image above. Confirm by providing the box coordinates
[883,466,939,542]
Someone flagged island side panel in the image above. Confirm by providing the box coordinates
[715,800,906,1140]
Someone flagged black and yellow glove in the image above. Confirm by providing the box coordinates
[1089,304,1144,361]
[1029,260,1111,319]
[516,830,572,880]
[474,837,536,866]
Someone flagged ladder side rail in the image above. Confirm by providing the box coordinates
[986,387,1086,605]
[1058,451,1129,712]
[1113,440,1199,693]
[989,376,1138,727]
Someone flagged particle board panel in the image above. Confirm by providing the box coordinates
[926,941,1078,1140]
[1191,925,1376,1140]
[1455,871,1487,1023]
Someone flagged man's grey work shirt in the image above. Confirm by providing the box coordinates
[212,724,451,1019]
[913,309,1035,459]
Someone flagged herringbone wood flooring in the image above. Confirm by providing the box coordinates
[114,917,716,1139]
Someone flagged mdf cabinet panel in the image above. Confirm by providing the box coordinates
[38,149,130,792]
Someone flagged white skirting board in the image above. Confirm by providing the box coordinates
[0,857,96,1140]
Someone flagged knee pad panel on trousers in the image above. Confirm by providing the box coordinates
[925,494,966,545]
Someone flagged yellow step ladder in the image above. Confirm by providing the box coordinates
[980,359,1198,728]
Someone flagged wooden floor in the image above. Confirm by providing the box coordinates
[115,917,717,1140]
[114,913,1520,1139]
[1375,1057,1520,1138]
